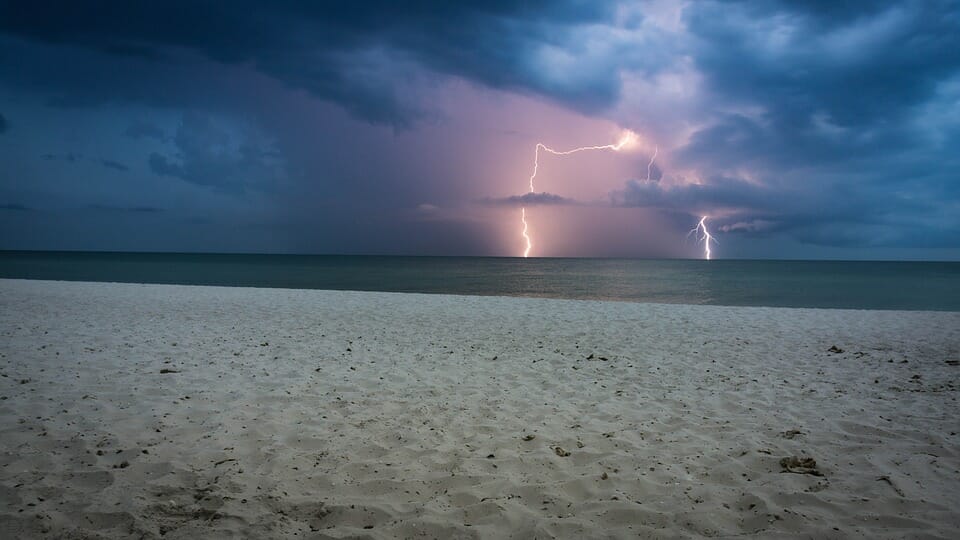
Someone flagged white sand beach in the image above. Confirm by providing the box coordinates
[1,278,958,539]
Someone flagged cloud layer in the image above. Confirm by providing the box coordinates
[0,1,957,257]
[0,1,624,126]
[480,192,581,207]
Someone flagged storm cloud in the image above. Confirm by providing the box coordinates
[0,1,624,126]
[0,1,957,257]
[147,113,286,192]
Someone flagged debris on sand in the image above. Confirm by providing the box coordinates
[553,446,571,457]
[780,456,822,476]
[159,369,180,374]
[877,475,905,496]
[781,429,804,439]
[522,434,535,441]
[827,346,843,354]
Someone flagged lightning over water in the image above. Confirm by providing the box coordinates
[521,207,532,258]
[688,216,715,260]
[520,131,638,257]
[515,135,708,260]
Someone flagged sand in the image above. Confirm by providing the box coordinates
[0,278,958,539]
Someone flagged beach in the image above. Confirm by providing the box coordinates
[1,278,958,539]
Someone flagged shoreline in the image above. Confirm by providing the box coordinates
[1,277,958,313]
[2,253,958,312]
[1,278,958,538]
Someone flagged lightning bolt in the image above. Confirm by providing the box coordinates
[521,207,532,258]
[688,216,715,260]
[646,146,658,182]
[527,132,637,193]
[521,130,638,257]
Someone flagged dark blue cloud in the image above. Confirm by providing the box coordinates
[662,0,960,251]
[610,172,955,249]
[147,112,286,192]
[678,0,960,175]
[41,153,81,162]
[611,176,775,213]
[99,159,128,172]
[479,192,580,207]
[38,152,130,172]
[0,203,30,211]
[124,121,166,141]
[0,1,620,126]
[686,1,960,130]
[88,204,162,213]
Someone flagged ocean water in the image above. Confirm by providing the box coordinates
[1,251,958,311]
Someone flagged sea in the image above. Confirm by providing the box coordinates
[1,251,958,311]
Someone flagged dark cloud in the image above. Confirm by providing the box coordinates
[0,1,621,126]
[612,176,775,213]
[650,0,960,251]
[37,153,129,171]
[0,203,30,211]
[681,1,960,168]
[610,173,955,249]
[89,204,162,213]
[689,2,960,125]
[147,153,179,178]
[148,112,285,191]
[711,1,922,29]
[124,121,165,141]
[479,192,580,207]
[100,159,128,172]
[0,1,957,257]
[41,153,81,162]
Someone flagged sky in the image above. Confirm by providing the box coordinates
[0,1,958,259]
